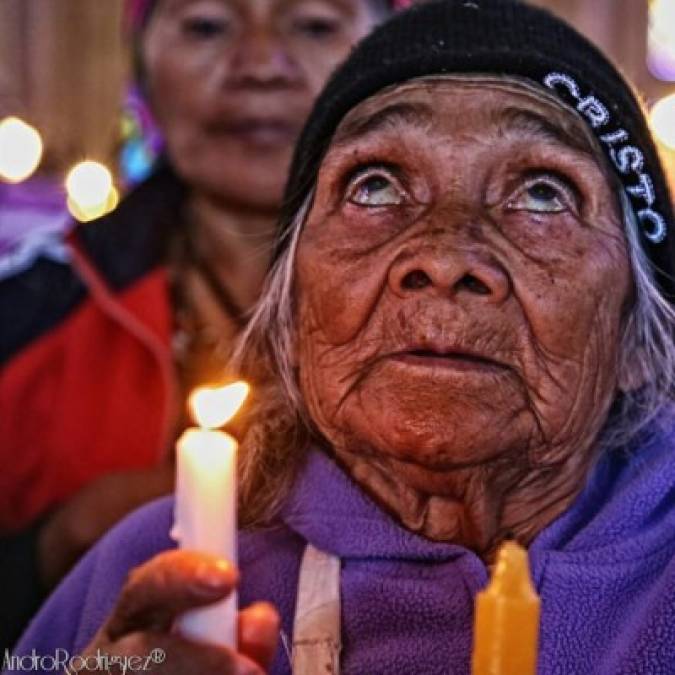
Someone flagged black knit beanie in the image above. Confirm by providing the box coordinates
[279,0,675,300]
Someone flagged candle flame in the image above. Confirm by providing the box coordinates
[189,381,249,430]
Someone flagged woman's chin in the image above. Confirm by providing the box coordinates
[173,155,290,211]
[340,399,526,472]
[201,175,286,211]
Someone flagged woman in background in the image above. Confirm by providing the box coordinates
[0,0,393,649]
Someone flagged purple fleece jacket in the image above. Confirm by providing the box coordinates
[7,420,675,675]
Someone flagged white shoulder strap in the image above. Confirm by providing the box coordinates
[291,544,342,675]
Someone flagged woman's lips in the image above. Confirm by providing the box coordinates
[205,118,298,148]
[390,349,508,375]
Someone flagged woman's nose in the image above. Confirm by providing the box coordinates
[228,32,301,88]
[388,241,511,305]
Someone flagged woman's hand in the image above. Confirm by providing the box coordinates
[38,464,176,588]
[75,550,280,674]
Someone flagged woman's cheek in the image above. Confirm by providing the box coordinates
[296,260,380,347]
[296,220,394,344]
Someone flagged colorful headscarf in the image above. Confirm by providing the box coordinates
[124,0,156,36]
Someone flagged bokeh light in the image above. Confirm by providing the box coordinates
[65,160,118,222]
[66,161,112,208]
[648,0,675,81]
[0,116,44,183]
[650,93,675,150]
[67,185,119,223]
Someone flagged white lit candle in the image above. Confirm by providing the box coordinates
[171,381,249,648]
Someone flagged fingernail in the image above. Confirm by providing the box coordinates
[197,559,236,588]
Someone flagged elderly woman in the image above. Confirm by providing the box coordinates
[8,1,675,673]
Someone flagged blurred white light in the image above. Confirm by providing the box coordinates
[648,0,675,81]
[66,161,113,210]
[651,0,675,36]
[65,161,119,222]
[67,185,119,223]
[0,116,43,183]
[650,94,675,150]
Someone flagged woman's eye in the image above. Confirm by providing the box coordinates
[507,175,578,214]
[182,16,229,39]
[293,16,341,39]
[347,171,404,207]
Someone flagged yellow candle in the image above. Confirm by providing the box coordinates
[171,382,249,648]
[471,540,541,675]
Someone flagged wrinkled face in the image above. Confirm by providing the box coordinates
[295,79,632,492]
[142,0,381,209]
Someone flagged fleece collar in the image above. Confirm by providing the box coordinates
[281,415,675,570]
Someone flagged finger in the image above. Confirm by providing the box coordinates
[106,550,238,640]
[238,602,280,671]
[105,631,264,675]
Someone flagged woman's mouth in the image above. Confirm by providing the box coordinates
[206,118,298,148]
[390,348,508,375]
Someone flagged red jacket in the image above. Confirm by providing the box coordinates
[0,168,184,533]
